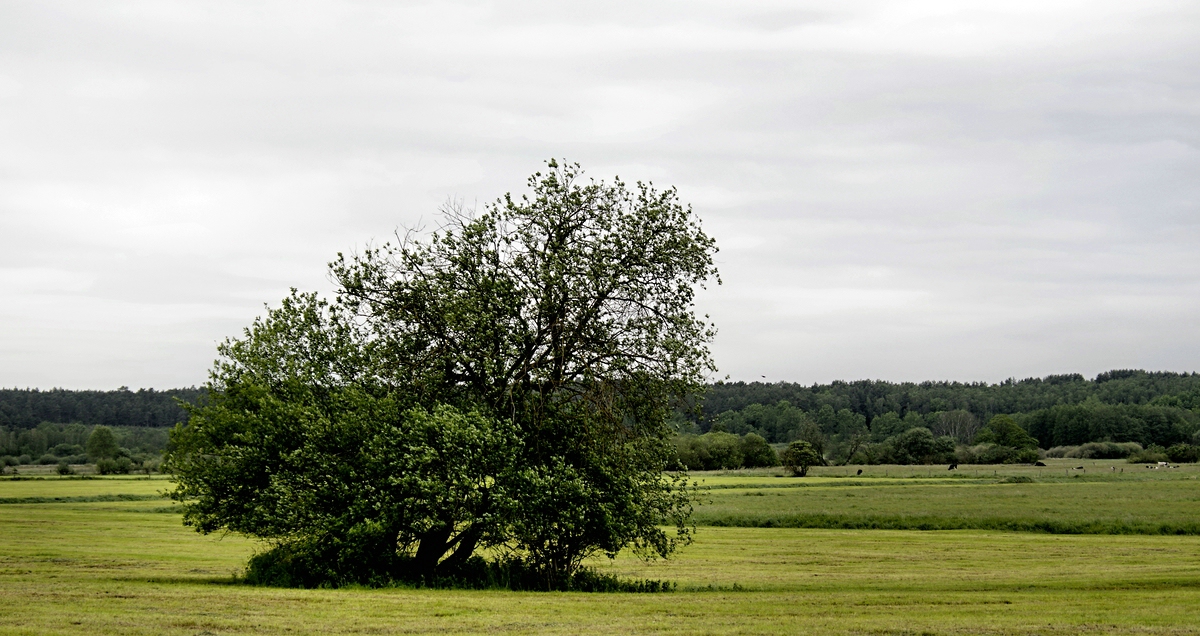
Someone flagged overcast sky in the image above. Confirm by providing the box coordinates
[2,1,1198,389]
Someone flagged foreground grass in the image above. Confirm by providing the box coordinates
[4,474,1200,634]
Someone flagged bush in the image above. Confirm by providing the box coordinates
[50,443,84,457]
[955,444,1039,465]
[1007,447,1040,464]
[95,457,133,475]
[1166,443,1200,463]
[1074,442,1141,459]
[885,428,956,465]
[56,461,75,475]
[17,454,31,465]
[1128,445,1169,464]
[739,433,779,468]
[1,455,18,467]
[37,453,58,465]
[674,432,777,470]
[704,432,743,469]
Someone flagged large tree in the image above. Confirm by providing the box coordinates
[166,160,718,587]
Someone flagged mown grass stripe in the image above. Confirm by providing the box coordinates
[0,494,163,504]
[699,513,1200,534]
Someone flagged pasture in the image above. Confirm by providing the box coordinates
[3,463,1200,635]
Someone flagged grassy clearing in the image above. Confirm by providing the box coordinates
[691,459,1200,534]
[3,475,1200,634]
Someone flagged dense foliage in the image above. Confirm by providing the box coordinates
[165,161,718,589]
[674,432,779,471]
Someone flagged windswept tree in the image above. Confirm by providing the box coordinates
[166,160,719,588]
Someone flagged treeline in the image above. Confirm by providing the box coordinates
[687,371,1200,450]
[699,370,1200,424]
[0,422,169,468]
[0,387,203,429]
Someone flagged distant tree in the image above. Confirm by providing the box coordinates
[703,432,743,469]
[781,440,821,477]
[931,410,980,444]
[86,426,119,460]
[888,427,956,465]
[974,415,1038,449]
[790,417,827,459]
[739,433,779,468]
[869,412,906,441]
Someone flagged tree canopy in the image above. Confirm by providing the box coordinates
[165,160,718,588]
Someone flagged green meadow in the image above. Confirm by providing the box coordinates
[694,459,1200,533]
[4,462,1200,635]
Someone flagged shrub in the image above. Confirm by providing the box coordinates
[1076,441,1141,459]
[704,432,743,469]
[37,453,58,465]
[739,433,779,468]
[1007,447,1040,464]
[56,461,75,475]
[675,432,775,470]
[1,455,18,467]
[1044,445,1076,458]
[673,435,709,470]
[17,454,31,465]
[50,443,84,457]
[956,444,1039,464]
[887,428,956,465]
[95,457,132,475]
[1166,443,1200,463]
[1128,445,1169,464]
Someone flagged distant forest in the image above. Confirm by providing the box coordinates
[0,387,204,429]
[3,371,1200,450]
[690,370,1200,450]
[700,370,1200,421]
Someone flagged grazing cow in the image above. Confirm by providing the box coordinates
[1075,466,1084,470]
[856,469,863,475]
[948,463,958,470]
[1034,461,1047,466]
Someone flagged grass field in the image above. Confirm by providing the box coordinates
[693,459,1200,533]
[3,467,1200,634]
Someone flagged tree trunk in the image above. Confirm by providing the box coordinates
[412,524,452,579]
[439,525,483,572]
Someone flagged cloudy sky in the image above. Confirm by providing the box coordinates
[1,1,1198,389]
